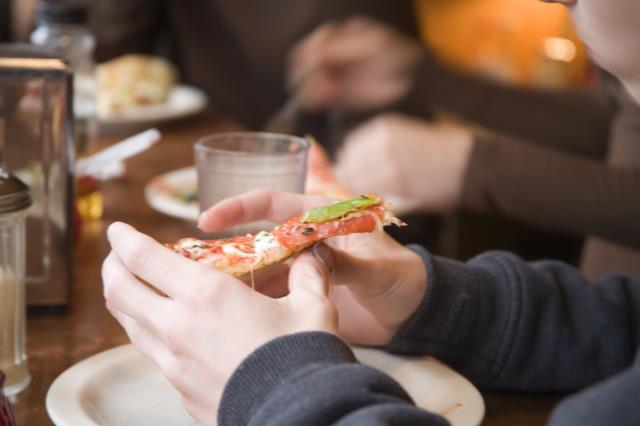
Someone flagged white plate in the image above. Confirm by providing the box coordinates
[46,344,484,426]
[98,85,208,127]
[145,166,199,222]
[144,166,422,222]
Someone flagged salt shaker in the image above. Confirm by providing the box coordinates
[0,172,32,397]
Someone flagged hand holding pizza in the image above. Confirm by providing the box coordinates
[198,190,428,347]
[336,113,474,212]
[102,222,337,424]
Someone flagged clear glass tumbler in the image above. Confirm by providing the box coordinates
[0,173,31,397]
[194,132,309,236]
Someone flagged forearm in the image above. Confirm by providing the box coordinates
[405,52,614,158]
[548,355,640,426]
[389,246,640,391]
[461,134,640,248]
[219,332,449,426]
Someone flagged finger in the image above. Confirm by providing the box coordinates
[109,307,172,369]
[333,70,412,110]
[288,21,338,87]
[198,190,331,232]
[329,286,396,346]
[107,222,232,299]
[251,263,291,298]
[320,236,395,293]
[320,17,392,66]
[288,250,333,300]
[295,69,342,110]
[102,251,172,332]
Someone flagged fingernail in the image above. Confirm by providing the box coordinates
[106,221,123,243]
[312,243,334,274]
[197,212,207,230]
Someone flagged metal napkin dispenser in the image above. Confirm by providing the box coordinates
[0,44,74,306]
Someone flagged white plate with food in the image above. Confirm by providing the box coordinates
[144,166,199,221]
[144,166,422,223]
[96,54,207,129]
[46,344,484,426]
[98,84,208,126]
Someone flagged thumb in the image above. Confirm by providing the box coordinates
[288,246,334,300]
[323,239,389,296]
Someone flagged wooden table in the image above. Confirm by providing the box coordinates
[10,111,566,425]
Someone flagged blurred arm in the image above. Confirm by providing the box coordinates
[461,133,640,248]
[406,53,615,159]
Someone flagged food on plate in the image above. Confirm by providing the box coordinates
[305,137,352,199]
[166,194,404,280]
[97,54,177,116]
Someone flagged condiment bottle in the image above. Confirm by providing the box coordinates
[0,172,32,397]
[30,0,97,155]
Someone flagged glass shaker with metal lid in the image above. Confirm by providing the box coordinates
[0,172,32,397]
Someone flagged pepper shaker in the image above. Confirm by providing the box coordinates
[0,172,32,397]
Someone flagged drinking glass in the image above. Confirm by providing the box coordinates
[194,132,309,235]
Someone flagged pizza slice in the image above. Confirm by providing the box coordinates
[166,194,404,280]
[305,137,353,200]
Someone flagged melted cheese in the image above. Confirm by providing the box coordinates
[253,231,282,255]
[175,238,210,259]
[221,244,255,258]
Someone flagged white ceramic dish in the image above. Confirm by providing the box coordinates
[98,85,208,128]
[46,344,484,426]
[144,166,199,222]
[144,166,422,222]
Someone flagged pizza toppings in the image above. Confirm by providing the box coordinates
[301,194,381,223]
[253,231,285,255]
[166,194,404,279]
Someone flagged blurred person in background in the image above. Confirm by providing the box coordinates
[1,0,419,146]
[88,0,419,147]
[290,13,640,278]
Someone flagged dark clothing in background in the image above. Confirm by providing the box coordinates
[408,54,640,276]
[219,246,640,425]
[90,0,418,142]
[0,0,10,42]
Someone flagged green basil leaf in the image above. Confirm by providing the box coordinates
[301,195,379,223]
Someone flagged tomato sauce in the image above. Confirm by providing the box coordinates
[273,206,384,248]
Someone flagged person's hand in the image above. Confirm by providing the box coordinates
[336,113,474,212]
[288,16,423,110]
[198,190,428,347]
[102,222,337,425]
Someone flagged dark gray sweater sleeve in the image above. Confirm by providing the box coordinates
[548,355,640,426]
[389,246,640,392]
[219,246,640,425]
[218,332,449,426]
[388,246,640,426]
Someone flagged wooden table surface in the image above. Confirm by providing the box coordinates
[10,111,566,425]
